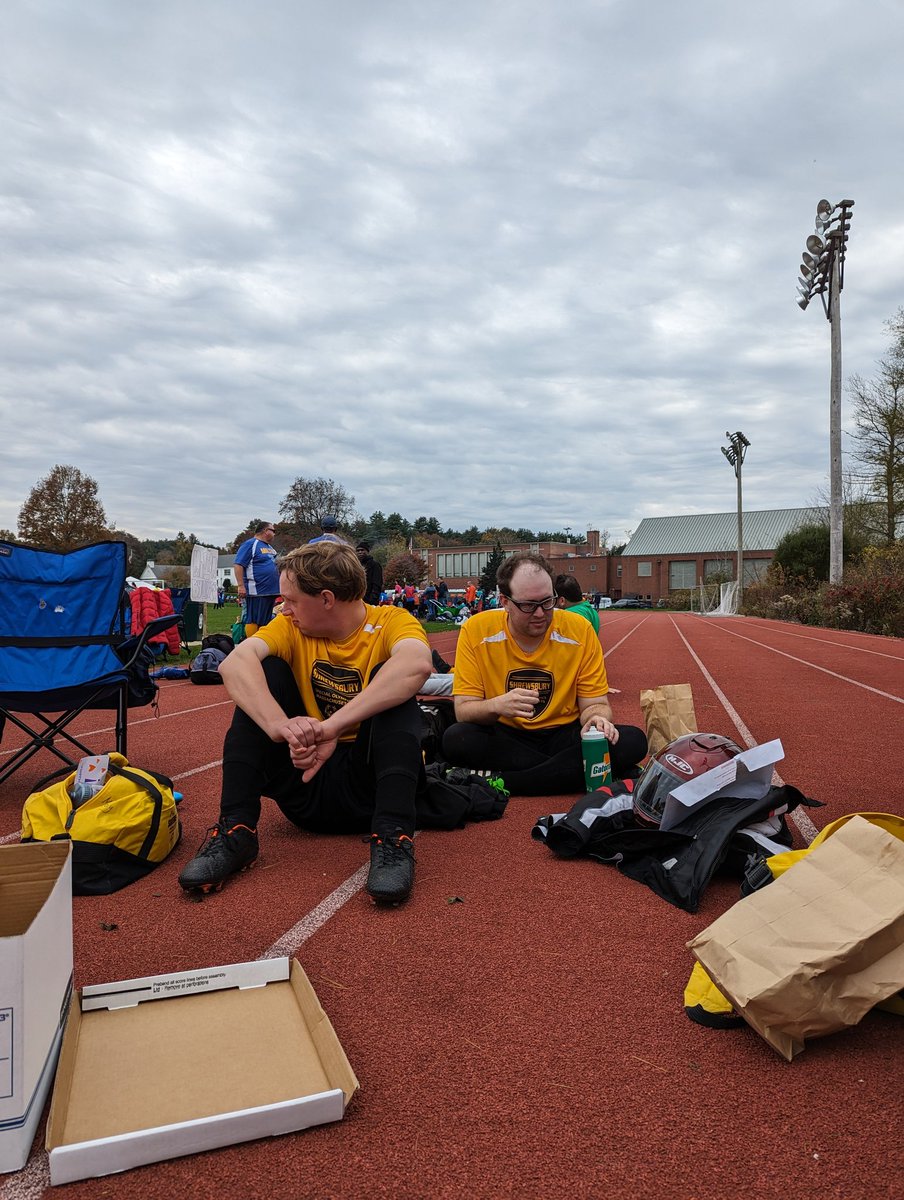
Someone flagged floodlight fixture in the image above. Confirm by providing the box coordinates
[721,431,750,603]
[794,197,854,586]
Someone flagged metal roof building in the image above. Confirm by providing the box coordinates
[623,507,827,557]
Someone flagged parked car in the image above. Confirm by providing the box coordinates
[597,597,613,610]
[611,597,645,608]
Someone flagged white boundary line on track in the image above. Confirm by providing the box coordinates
[259,863,371,959]
[0,699,234,761]
[715,619,904,661]
[702,622,903,704]
[671,620,819,843]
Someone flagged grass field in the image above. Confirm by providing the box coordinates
[165,604,455,663]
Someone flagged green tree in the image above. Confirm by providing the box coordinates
[171,531,200,565]
[384,512,411,540]
[772,523,860,584]
[479,542,505,593]
[373,537,406,569]
[18,464,109,549]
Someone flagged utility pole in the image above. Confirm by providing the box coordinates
[796,199,854,585]
[721,431,750,605]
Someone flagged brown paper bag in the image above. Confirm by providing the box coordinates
[687,817,904,1060]
[639,683,697,755]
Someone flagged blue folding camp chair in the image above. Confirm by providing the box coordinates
[0,539,180,785]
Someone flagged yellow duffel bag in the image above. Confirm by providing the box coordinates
[22,752,181,894]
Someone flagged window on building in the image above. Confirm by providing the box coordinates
[453,554,461,576]
[616,564,622,577]
[744,559,769,583]
[590,564,597,572]
[637,562,652,577]
[568,564,574,572]
[669,560,696,590]
[704,558,733,579]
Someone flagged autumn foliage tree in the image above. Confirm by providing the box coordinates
[18,465,109,550]
[383,551,428,588]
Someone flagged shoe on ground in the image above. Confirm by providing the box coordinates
[431,648,452,674]
[366,830,415,904]
[178,820,259,893]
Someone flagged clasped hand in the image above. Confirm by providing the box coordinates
[277,715,338,782]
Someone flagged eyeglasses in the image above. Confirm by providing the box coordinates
[503,594,556,614]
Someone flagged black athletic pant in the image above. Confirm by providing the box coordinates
[219,658,426,838]
[441,718,648,797]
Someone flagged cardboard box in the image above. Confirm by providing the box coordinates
[46,957,358,1185]
[0,842,73,1175]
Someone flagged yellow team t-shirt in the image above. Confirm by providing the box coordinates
[254,604,429,740]
[452,608,608,730]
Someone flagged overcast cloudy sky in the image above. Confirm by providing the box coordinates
[2,0,902,548]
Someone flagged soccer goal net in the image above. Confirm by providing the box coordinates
[702,580,739,617]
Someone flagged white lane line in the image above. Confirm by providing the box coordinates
[699,622,903,704]
[672,620,819,843]
[172,759,222,781]
[603,615,649,656]
[259,864,371,959]
[704,617,904,662]
[0,700,234,760]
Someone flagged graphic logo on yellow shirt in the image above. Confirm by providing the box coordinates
[506,669,554,719]
[311,661,363,717]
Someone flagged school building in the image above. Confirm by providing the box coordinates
[424,508,826,604]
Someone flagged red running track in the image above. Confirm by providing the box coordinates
[1,613,902,1200]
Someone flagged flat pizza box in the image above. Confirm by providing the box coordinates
[46,957,358,1185]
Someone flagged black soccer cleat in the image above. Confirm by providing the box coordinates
[178,821,259,893]
[431,648,452,674]
[366,830,415,905]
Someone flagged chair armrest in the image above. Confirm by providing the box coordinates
[120,614,183,666]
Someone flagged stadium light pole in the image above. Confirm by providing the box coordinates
[721,431,750,605]
[796,198,854,585]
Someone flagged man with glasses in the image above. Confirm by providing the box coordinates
[234,521,280,635]
[441,553,647,795]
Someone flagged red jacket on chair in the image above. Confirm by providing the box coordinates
[130,587,182,655]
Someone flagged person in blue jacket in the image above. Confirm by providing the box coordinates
[234,522,280,635]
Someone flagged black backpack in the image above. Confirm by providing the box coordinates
[417,698,456,764]
[417,762,510,830]
[201,632,235,658]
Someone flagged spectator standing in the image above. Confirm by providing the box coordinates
[234,521,280,635]
[356,541,384,605]
[309,515,344,544]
